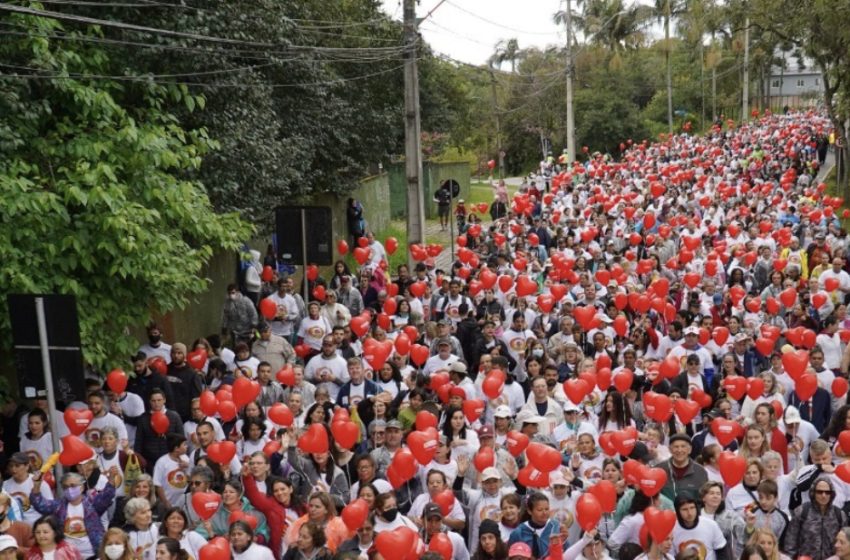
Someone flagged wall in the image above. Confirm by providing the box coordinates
[388,161,471,219]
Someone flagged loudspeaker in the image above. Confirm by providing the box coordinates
[274,206,333,266]
[7,294,86,406]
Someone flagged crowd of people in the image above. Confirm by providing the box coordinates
[2,111,850,560]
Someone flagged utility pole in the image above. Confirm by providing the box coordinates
[489,70,505,179]
[742,15,750,121]
[404,0,425,267]
[564,0,575,163]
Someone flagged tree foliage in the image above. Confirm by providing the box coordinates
[0,9,251,370]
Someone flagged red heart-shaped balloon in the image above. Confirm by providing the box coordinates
[192,491,222,521]
[297,424,330,455]
[795,373,818,401]
[717,450,747,486]
[407,429,439,465]
[644,506,677,544]
[59,435,93,466]
[205,441,236,465]
[63,408,93,437]
[342,498,370,531]
[638,466,667,497]
[711,418,741,447]
[506,430,530,457]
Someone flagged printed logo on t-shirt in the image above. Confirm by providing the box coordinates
[25,450,43,470]
[479,504,500,521]
[65,516,86,538]
[508,337,527,352]
[10,492,30,512]
[167,467,188,490]
[85,427,103,446]
[307,326,325,339]
[581,465,603,482]
[677,540,708,560]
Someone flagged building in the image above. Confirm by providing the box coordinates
[768,52,824,109]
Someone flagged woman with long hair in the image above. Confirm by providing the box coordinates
[19,409,52,473]
[195,478,269,543]
[441,406,479,461]
[284,492,350,554]
[750,403,789,471]
[329,261,353,291]
[374,361,403,398]
[284,426,349,506]
[471,519,508,560]
[238,417,270,459]
[740,373,785,422]
[746,528,791,560]
[725,459,763,514]
[820,404,850,456]
[739,425,772,462]
[700,481,746,559]
[598,391,634,433]
[242,466,305,559]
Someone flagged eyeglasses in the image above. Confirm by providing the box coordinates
[190,481,205,487]
[815,489,833,495]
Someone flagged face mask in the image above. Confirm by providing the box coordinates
[64,486,82,500]
[148,335,161,345]
[230,293,239,301]
[532,349,545,359]
[382,507,398,522]
[105,545,125,560]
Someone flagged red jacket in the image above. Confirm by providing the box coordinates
[26,541,82,560]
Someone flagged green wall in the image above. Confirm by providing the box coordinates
[388,161,471,219]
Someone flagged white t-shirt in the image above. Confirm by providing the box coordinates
[409,493,465,523]
[129,523,160,560]
[298,316,332,351]
[265,293,300,337]
[304,354,349,402]
[138,342,172,364]
[184,417,226,454]
[64,502,93,558]
[233,356,261,379]
[153,454,190,509]
[672,518,727,560]
[115,392,146,445]
[233,543,275,560]
[3,475,53,525]
[20,433,54,472]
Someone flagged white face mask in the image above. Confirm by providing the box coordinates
[105,544,125,560]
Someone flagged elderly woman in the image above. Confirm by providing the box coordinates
[31,467,120,559]
[195,478,269,544]
[110,474,167,529]
[121,497,160,560]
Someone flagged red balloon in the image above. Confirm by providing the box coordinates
[473,447,495,473]
[717,450,746,486]
[394,333,411,356]
[298,424,330,455]
[410,344,430,367]
[259,298,277,320]
[428,533,453,560]
[613,369,633,393]
[199,390,218,417]
[149,356,167,376]
[59,435,94,467]
[576,494,602,531]
[187,349,207,370]
[342,498,370,531]
[564,378,590,405]
[462,399,485,423]
[612,429,637,456]
[795,373,818,401]
[151,411,170,435]
[433,488,455,516]
[587,480,617,513]
[482,373,505,399]
[711,418,741,446]
[337,239,349,255]
[638,466,667,497]
[232,377,261,408]
[276,365,296,386]
[206,441,236,465]
[833,377,849,398]
[674,399,701,424]
[375,527,417,560]
[415,411,438,431]
[392,448,418,481]
[644,506,677,544]
[63,408,93,437]
[199,541,229,560]
[526,442,561,472]
[331,421,359,449]
[385,237,399,255]
[408,429,439,465]
[106,369,128,394]
[263,440,281,457]
[228,510,258,531]
[506,430,530,457]
[192,491,222,521]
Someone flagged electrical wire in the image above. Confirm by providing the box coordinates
[442,0,563,36]
[0,60,411,88]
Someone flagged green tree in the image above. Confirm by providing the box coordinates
[0,10,251,370]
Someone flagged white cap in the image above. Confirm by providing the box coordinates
[563,401,581,413]
[494,405,512,418]
[550,472,569,487]
[683,326,700,336]
[481,467,501,481]
[783,405,802,424]
[0,535,17,551]
[520,414,546,425]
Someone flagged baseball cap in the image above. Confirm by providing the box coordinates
[668,433,692,446]
[481,467,501,481]
[520,415,546,425]
[423,503,443,519]
[437,319,451,327]
[734,332,750,343]
[509,543,533,559]
[386,420,403,430]
[683,326,700,336]
[563,401,581,413]
[550,472,569,487]
[783,405,802,424]
[437,338,452,346]
[494,405,512,418]
[477,425,495,438]
[449,362,468,374]
[7,453,28,466]
[0,535,17,552]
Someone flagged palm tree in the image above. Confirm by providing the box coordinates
[574,0,651,69]
[490,38,521,74]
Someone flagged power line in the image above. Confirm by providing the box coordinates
[442,0,563,36]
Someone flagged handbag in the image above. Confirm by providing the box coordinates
[123,452,143,494]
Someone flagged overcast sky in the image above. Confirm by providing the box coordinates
[380,0,568,67]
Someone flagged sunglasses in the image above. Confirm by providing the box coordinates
[190,481,205,487]
[815,489,833,495]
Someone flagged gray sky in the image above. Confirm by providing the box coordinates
[380,0,568,66]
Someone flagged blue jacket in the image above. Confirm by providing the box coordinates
[336,379,379,409]
[509,519,566,558]
[787,387,832,433]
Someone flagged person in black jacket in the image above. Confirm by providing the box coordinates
[164,343,204,423]
[133,389,183,470]
[471,321,516,374]
[127,352,176,413]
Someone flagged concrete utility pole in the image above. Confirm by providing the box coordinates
[742,16,750,120]
[403,0,425,267]
[564,0,575,163]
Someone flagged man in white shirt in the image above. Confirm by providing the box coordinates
[501,311,536,375]
[137,323,172,364]
[304,336,349,401]
[423,339,460,376]
[264,278,300,339]
[85,390,128,452]
[818,256,850,302]
[779,405,819,473]
[672,495,727,560]
[815,316,843,371]
[436,279,473,328]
